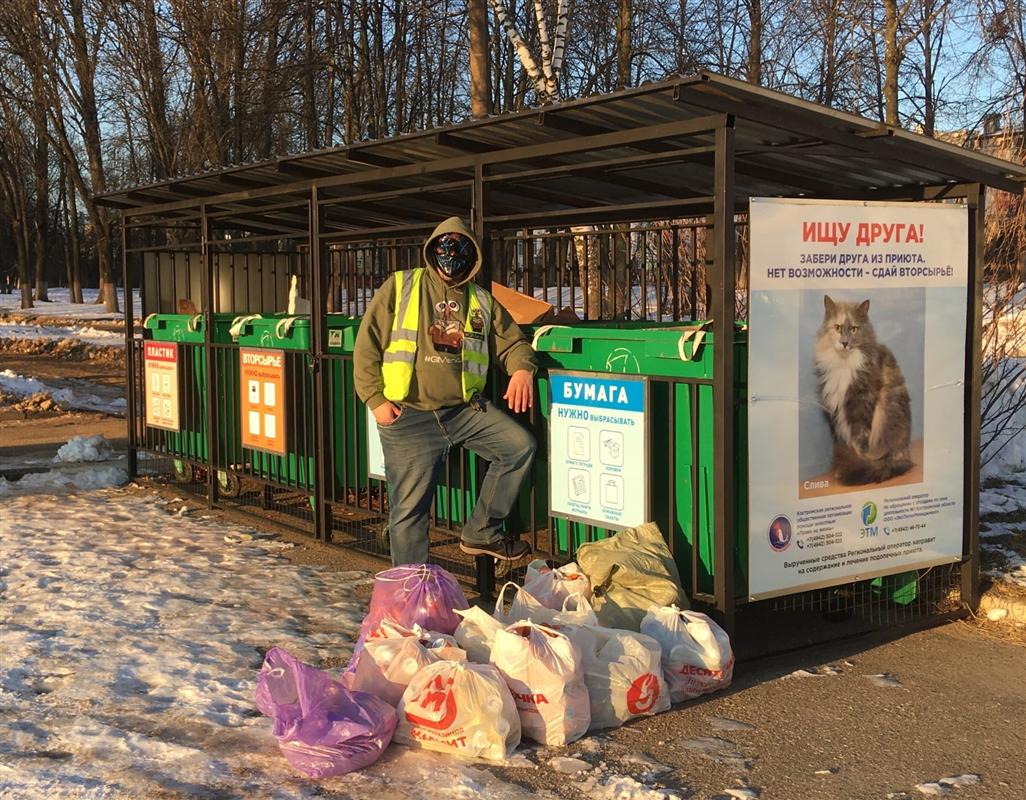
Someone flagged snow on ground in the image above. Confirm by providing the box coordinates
[53,435,117,464]
[979,475,1026,588]
[0,464,128,498]
[981,284,1026,478]
[0,287,139,321]
[0,321,124,349]
[0,488,562,800]
[0,370,126,415]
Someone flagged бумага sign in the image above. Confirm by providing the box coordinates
[548,371,649,529]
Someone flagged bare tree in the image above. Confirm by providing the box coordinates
[469,0,493,118]
[30,53,49,301]
[0,87,34,309]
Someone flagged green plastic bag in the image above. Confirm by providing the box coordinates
[871,570,919,605]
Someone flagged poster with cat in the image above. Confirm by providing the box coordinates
[747,198,968,600]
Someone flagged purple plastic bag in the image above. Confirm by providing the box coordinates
[255,647,397,778]
[348,564,468,671]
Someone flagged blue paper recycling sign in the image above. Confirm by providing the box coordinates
[548,371,649,528]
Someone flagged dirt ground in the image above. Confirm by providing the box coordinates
[0,351,128,471]
[3,343,1026,799]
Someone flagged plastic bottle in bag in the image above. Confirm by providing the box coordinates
[493,581,598,628]
[254,647,398,778]
[640,605,734,702]
[453,606,504,664]
[562,624,670,730]
[351,620,466,706]
[489,621,590,746]
[348,564,468,672]
[523,559,592,609]
[395,660,521,761]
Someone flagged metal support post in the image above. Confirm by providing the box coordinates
[472,160,496,600]
[962,184,984,610]
[121,217,138,479]
[711,121,737,634]
[199,206,219,507]
[310,187,332,542]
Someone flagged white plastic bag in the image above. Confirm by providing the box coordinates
[489,621,590,746]
[640,605,734,702]
[524,559,592,609]
[395,660,520,761]
[562,624,670,730]
[453,605,504,664]
[351,620,465,707]
[494,582,599,628]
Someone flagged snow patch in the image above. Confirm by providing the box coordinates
[707,716,755,732]
[0,321,124,348]
[0,287,140,320]
[53,435,116,464]
[914,773,982,796]
[0,369,126,415]
[0,490,554,800]
[938,774,982,788]
[548,756,592,774]
[0,464,127,496]
[577,771,684,800]
[864,673,904,689]
[783,664,843,679]
[721,787,761,800]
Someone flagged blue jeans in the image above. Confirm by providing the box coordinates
[376,399,536,566]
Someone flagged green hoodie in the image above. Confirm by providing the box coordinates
[354,216,537,411]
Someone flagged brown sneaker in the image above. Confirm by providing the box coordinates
[459,537,531,561]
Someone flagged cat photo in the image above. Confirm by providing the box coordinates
[814,294,915,486]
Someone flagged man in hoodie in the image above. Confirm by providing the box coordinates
[354,217,537,566]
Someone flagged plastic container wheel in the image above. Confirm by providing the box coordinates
[171,459,194,483]
[217,469,242,497]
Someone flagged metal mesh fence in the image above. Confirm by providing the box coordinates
[128,216,967,647]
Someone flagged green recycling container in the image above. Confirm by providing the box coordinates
[143,313,239,487]
[521,321,749,599]
[230,314,364,500]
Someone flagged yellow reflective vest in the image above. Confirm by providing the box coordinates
[381,268,492,402]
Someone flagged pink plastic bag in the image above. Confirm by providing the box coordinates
[348,564,469,671]
[255,648,398,778]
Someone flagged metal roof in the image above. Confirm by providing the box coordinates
[97,71,1026,237]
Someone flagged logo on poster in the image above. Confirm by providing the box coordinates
[768,515,792,552]
[861,501,878,525]
[860,500,880,538]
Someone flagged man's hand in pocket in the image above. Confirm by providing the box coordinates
[373,401,402,426]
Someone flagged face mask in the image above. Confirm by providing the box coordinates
[432,233,477,282]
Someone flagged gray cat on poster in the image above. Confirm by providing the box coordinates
[815,294,914,485]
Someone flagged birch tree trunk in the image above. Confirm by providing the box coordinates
[65,167,83,303]
[31,64,49,302]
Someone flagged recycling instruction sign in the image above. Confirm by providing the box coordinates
[548,371,649,529]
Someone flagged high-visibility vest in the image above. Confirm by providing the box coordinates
[381,268,492,402]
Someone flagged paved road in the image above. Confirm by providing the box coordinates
[487,621,1026,800]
